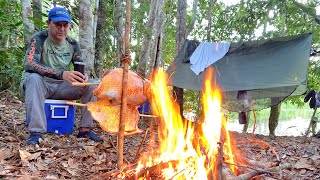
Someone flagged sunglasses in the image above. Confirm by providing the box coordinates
[52,22,70,29]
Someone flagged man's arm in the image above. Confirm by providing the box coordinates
[24,34,64,79]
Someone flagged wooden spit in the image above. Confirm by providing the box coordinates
[72,82,100,86]
[66,101,157,118]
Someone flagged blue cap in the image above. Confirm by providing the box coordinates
[48,7,71,24]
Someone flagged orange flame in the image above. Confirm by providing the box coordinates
[137,67,238,179]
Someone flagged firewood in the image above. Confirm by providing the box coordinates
[133,128,149,162]
[126,160,179,180]
[222,165,237,180]
[232,163,292,180]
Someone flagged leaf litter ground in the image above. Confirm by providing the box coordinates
[0,92,319,180]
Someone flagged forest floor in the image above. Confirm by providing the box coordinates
[0,92,319,180]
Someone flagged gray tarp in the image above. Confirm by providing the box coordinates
[167,33,312,101]
[167,33,312,111]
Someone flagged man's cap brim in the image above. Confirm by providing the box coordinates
[51,17,71,24]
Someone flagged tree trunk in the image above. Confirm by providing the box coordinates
[93,0,100,42]
[206,0,216,41]
[32,0,42,31]
[115,0,125,59]
[175,0,187,56]
[137,0,157,77]
[242,112,250,133]
[79,0,95,77]
[268,99,281,136]
[186,0,198,39]
[94,0,107,77]
[149,0,166,70]
[21,0,34,50]
[174,0,196,118]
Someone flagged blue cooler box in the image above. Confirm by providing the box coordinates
[44,99,76,134]
[138,102,150,114]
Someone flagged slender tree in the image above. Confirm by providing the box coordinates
[149,0,167,70]
[115,0,125,58]
[94,0,108,77]
[137,0,157,77]
[173,0,187,118]
[21,0,34,50]
[206,0,216,41]
[79,0,95,76]
[32,0,42,31]
[93,0,100,42]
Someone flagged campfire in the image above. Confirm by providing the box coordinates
[130,67,239,179]
[86,67,292,180]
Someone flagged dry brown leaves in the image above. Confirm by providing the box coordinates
[0,92,319,179]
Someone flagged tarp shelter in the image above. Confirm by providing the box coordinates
[167,33,312,112]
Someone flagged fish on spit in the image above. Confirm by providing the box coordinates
[86,68,152,135]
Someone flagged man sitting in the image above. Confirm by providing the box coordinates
[21,6,102,144]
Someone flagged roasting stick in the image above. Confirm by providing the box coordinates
[72,82,100,86]
[66,101,158,118]
[66,101,87,107]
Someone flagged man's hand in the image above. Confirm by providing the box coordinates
[62,71,87,83]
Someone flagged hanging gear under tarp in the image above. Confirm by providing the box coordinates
[167,33,312,112]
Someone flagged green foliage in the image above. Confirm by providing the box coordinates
[0,0,24,94]
[2,0,320,109]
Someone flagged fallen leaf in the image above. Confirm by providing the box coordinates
[84,146,95,155]
[3,136,17,142]
[19,150,31,161]
[310,155,320,160]
[66,168,78,176]
[34,162,48,171]
[29,152,42,161]
[62,162,68,168]
[53,151,62,158]
[0,149,13,161]
[17,175,33,180]
[45,174,59,179]
[294,158,315,170]
[68,158,78,169]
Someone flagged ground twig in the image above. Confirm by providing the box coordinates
[232,163,292,180]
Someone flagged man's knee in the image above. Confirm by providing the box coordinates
[25,73,43,83]
[25,73,46,88]
[24,73,45,93]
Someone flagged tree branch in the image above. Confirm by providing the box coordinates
[232,163,292,180]
[293,0,320,24]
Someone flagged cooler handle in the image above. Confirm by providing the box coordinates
[50,105,69,118]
